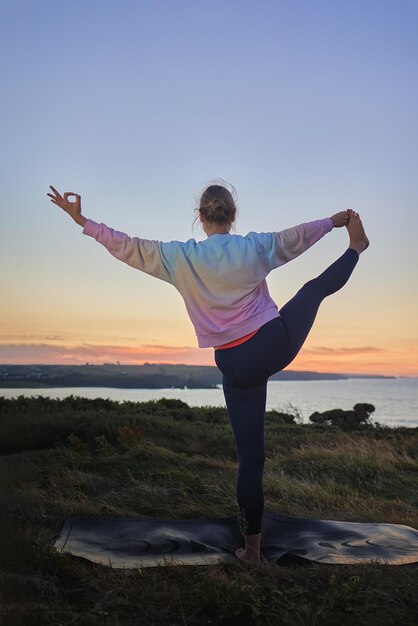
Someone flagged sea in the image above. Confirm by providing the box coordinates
[1,378,417,429]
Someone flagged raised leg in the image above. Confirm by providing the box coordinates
[215,211,369,564]
[279,247,359,358]
[279,210,369,356]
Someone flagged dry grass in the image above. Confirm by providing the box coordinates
[0,396,417,625]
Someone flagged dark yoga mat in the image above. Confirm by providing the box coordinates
[54,510,418,568]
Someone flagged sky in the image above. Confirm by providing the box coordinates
[0,0,417,376]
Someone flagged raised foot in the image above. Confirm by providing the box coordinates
[346,209,369,254]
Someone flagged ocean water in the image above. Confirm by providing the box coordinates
[1,378,417,428]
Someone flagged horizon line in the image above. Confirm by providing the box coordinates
[0,362,413,378]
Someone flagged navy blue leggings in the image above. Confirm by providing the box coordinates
[214,248,359,535]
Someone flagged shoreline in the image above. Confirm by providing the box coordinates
[1,380,417,430]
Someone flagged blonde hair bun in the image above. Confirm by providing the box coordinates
[196,180,237,225]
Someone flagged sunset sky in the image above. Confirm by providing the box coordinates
[1,0,417,376]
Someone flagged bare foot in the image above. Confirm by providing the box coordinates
[346,210,369,254]
[234,547,261,564]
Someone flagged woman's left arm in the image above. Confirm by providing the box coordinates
[47,185,87,226]
[82,220,174,283]
[47,186,173,284]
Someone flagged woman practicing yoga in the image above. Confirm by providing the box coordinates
[47,181,369,564]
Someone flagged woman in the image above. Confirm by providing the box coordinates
[47,181,369,564]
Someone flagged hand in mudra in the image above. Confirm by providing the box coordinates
[47,185,83,224]
[330,210,351,228]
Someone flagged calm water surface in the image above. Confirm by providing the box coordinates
[2,378,417,428]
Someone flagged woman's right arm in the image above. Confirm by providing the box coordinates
[252,210,349,272]
[330,210,350,228]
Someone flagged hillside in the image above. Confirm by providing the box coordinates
[0,396,417,625]
[0,364,395,389]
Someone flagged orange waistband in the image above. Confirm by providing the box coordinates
[214,327,260,351]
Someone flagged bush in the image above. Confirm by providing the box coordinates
[309,403,376,429]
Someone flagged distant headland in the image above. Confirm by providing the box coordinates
[0,363,396,389]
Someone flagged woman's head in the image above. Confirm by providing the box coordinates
[193,179,238,236]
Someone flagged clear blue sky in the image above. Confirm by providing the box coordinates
[1,0,417,375]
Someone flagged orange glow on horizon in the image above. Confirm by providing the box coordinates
[0,341,417,377]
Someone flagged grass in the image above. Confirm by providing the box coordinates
[0,395,417,625]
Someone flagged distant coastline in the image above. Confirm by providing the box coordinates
[0,363,396,389]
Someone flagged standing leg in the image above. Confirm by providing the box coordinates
[222,373,267,563]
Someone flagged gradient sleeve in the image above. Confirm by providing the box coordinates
[253,217,333,271]
[82,219,174,284]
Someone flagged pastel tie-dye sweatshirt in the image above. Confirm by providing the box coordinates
[82,217,333,348]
